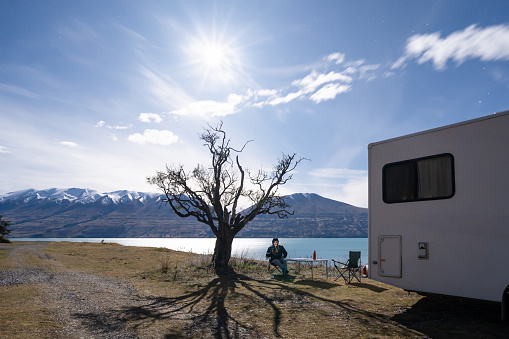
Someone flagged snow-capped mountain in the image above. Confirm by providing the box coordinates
[0,188,160,205]
[0,189,367,238]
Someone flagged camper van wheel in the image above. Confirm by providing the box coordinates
[502,286,509,322]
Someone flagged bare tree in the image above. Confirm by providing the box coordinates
[147,122,305,274]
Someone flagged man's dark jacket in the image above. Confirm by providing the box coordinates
[266,245,288,261]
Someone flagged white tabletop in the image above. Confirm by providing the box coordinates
[287,258,328,262]
[286,258,329,279]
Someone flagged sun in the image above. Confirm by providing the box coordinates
[200,42,230,70]
[185,34,242,86]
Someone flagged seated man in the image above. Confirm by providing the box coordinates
[266,238,289,275]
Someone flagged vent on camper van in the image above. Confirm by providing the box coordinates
[383,153,455,203]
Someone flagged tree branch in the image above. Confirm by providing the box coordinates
[147,122,308,271]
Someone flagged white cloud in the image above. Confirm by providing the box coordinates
[254,69,355,107]
[345,59,366,67]
[310,83,351,103]
[253,89,278,97]
[111,125,132,130]
[359,64,380,80]
[128,129,180,145]
[138,113,163,123]
[167,51,378,117]
[0,146,11,154]
[393,24,509,70]
[60,141,78,147]
[95,121,132,130]
[265,90,303,106]
[170,95,240,118]
[292,71,352,94]
[326,52,345,64]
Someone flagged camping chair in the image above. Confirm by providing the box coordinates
[268,259,284,275]
[331,251,361,283]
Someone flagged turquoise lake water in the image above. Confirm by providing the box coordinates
[12,237,368,263]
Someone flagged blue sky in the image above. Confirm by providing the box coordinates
[1,1,509,207]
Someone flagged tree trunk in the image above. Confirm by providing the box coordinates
[213,234,234,275]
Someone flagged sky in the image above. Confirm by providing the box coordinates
[1,1,509,208]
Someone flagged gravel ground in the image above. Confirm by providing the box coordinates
[0,243,139,338]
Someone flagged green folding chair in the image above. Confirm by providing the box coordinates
[332,251,361,283]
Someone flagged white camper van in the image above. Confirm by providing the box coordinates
[368,110,509,320]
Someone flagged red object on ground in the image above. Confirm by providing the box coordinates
[313,250,316,260]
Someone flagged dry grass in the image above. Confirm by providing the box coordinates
[0,284,62,338]
[1,241,507,338]
[0,243,62,337]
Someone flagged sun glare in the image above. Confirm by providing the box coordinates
[201,42,229,69]
[185,34,242,86]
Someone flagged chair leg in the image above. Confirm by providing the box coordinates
[332,260,353,283]
[336,268,349,283]
[268,262,283,275]
[341,269,349,283]
[348,267,361,283]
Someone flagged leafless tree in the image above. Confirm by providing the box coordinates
[147,122,305,274]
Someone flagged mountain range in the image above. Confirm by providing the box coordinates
[0,188,367,238]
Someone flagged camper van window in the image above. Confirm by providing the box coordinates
[383,153,455,203]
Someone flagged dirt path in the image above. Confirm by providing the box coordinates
[1,243,139,338]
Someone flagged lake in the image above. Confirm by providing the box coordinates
[12,238,368,263]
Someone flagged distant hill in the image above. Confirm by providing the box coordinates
[237,193,367,238]
[0,188,367,238]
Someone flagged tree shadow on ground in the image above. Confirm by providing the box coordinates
[101,272,421,338]
[392,293,508,338]
[293,279,337,289]
[270,274,296,282]
[348,281,388,293]
[117,273,282,338]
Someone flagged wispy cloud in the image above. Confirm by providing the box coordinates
[140,66,193,109]
[310,83,351,103]
[0,146,11,154]
[95,121,133,130]
[138,113,163,123]
[60,141,79,147]
[0,83,41,99]
[171,95,242,118]
[393,24,509,70]
[326,52,345,64]
[291,70,353,95]
[128,129,180,145]
[169,52,378,119]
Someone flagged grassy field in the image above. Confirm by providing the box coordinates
[0,241,506,338]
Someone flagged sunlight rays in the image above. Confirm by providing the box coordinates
[183,31,244,89]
